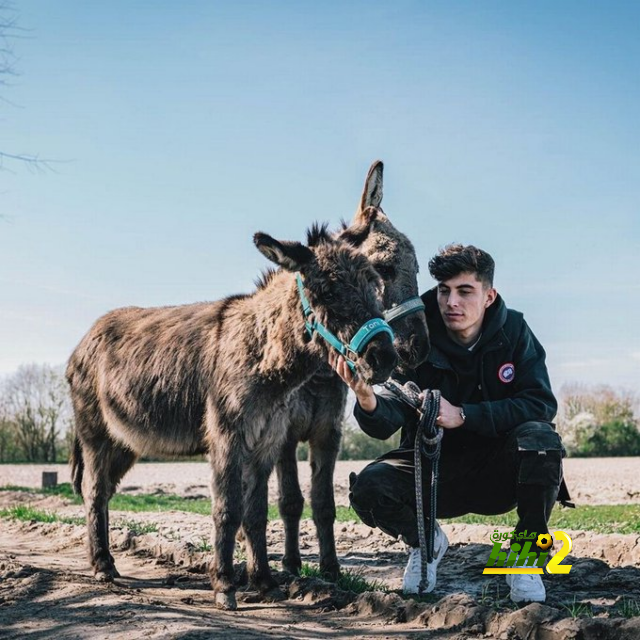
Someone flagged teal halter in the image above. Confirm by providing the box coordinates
[383,296,425,323]
[296,274,394,372]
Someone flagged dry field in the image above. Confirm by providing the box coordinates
[1,458,639,639]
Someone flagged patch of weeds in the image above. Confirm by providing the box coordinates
[479,581,499,608]
[113,518,158,535]
[561,596,594,619]
[479,581,517,611]
[299,563,322,579]
[616,596,640,618]
[0,505,84,526]
[193,536,212,552]
[300,563,388,594]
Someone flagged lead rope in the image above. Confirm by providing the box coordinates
[383,381,442,593]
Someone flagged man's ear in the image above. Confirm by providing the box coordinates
[254,233,314,272]
[485,288,498,307]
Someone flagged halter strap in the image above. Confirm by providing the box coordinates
[383,296,425,324]
[296,274,394,372]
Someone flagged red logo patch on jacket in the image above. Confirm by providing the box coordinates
[498,363,515,383]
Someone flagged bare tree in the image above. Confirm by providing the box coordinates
[0,399,19,461]
[0,2,49,171]
[2,364,72,462]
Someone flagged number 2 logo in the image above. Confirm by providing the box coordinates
[546,530,572,574]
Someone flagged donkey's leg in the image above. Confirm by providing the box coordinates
[309,425,341,580]
[276,434,304,576]
[81,439,137,581]
[242,460,286,601]
[208,439,244,611]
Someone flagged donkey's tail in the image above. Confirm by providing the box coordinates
[70,436,84,498]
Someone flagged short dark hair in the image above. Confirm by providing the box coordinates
[428,244,495,287]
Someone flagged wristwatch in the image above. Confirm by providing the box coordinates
[459,407,466,424]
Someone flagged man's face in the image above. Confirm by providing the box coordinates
[436,272,497,341]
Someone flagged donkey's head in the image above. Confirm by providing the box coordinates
[340,160,430,370]
[254,223,398,384]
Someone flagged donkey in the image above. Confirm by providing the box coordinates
[274,161,430,579]
[67,221,398,610]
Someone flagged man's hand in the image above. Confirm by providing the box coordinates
[435,396,465,429]
[328,352,377,413]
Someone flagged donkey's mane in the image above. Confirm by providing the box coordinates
[306,222,332,247]
[254,267,279,291]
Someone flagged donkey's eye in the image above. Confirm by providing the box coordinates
[375,264,396,280]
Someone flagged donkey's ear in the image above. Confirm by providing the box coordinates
[354,160,383,223]
[339,206,379,247]
[254,233,314,272]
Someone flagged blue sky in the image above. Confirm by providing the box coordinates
[1,1,639,392]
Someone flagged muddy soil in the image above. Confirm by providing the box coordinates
[1,461,639,638]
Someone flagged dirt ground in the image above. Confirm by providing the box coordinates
[1,459,640,639]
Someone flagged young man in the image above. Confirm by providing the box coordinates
[329,244,571,604]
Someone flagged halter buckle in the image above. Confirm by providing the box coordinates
[344,346,358,364]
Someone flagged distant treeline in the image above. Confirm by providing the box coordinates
[1,364,638,463]
[0,364,73,463]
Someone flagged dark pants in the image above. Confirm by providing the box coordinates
[349,421,565,548]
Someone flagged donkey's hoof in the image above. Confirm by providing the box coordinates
[95,569,115,583]
[214,591,237,611]
[94,562,120,582]
[320,564,341,583]
[261,586,287,603]
[282,560,301,577]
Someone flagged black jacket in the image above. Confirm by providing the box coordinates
[354,288,558,450]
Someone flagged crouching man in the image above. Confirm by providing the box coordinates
[329,243,571,604]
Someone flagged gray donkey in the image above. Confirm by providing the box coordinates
[67,221,398,610]
[275,161,430,579]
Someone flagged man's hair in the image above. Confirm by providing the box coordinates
[428,244,495,287]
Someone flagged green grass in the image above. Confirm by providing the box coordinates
[0,505,84,526]
[443,503,640,535]
[112,518,159,535]
[616,597,640,618]
[1,504,158,535]
[2,483,640,534]
[300,562,389,593]
[0,483,361,521]
[193,536,212,552]
[561,596,594,619]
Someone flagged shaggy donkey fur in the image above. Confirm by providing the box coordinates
[67,221,397,610]
[275,161,430,578]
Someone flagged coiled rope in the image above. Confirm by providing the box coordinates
[383,380,443,593]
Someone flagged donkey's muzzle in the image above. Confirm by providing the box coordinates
[361,334,398,384]
[398,322,430,369]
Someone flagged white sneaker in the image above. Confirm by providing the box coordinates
[402,521,449,594]
[505,555,546,603]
